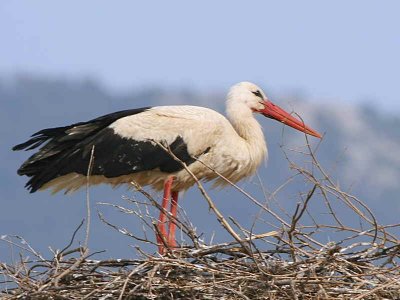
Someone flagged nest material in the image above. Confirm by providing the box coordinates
[1,237,400,300]
[2,141,400,299]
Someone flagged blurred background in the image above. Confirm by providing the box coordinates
[1,1,400,261]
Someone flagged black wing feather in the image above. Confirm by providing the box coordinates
[13,107,203,193]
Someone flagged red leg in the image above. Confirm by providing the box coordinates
[168,191,179,248]
[157,177,173,254]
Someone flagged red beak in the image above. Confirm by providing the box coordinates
[260,100,322,138]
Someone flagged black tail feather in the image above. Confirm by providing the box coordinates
[12,136,48,151]
[13,107,151,192]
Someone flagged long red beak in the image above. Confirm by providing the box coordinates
[260,100,322,138]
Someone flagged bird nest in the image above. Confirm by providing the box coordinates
[2,141,400,299]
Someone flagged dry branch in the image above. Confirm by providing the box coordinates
[1,138,399,299]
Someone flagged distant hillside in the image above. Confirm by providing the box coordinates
[1,75,399,261]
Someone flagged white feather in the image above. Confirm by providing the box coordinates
[43,82,269,193]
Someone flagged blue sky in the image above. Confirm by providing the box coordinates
[1,1,400,110]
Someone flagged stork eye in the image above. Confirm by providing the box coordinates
[252,90,263,99]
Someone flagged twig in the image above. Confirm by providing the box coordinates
[84,145,95,251]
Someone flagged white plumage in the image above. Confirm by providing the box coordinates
[14,81,321,253]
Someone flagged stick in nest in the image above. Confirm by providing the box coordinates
[2,137,400,299]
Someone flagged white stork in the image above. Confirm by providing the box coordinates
[13,82,321,253]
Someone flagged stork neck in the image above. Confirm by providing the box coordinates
[226,105,267,161]
[227,105,261,139]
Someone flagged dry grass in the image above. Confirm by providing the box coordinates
[1,137,399,299]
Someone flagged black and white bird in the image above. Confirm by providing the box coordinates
[13,82,321,253]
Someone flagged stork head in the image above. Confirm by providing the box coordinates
[227,82,321,138]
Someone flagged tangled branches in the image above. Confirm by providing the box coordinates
[1,137,400,299]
